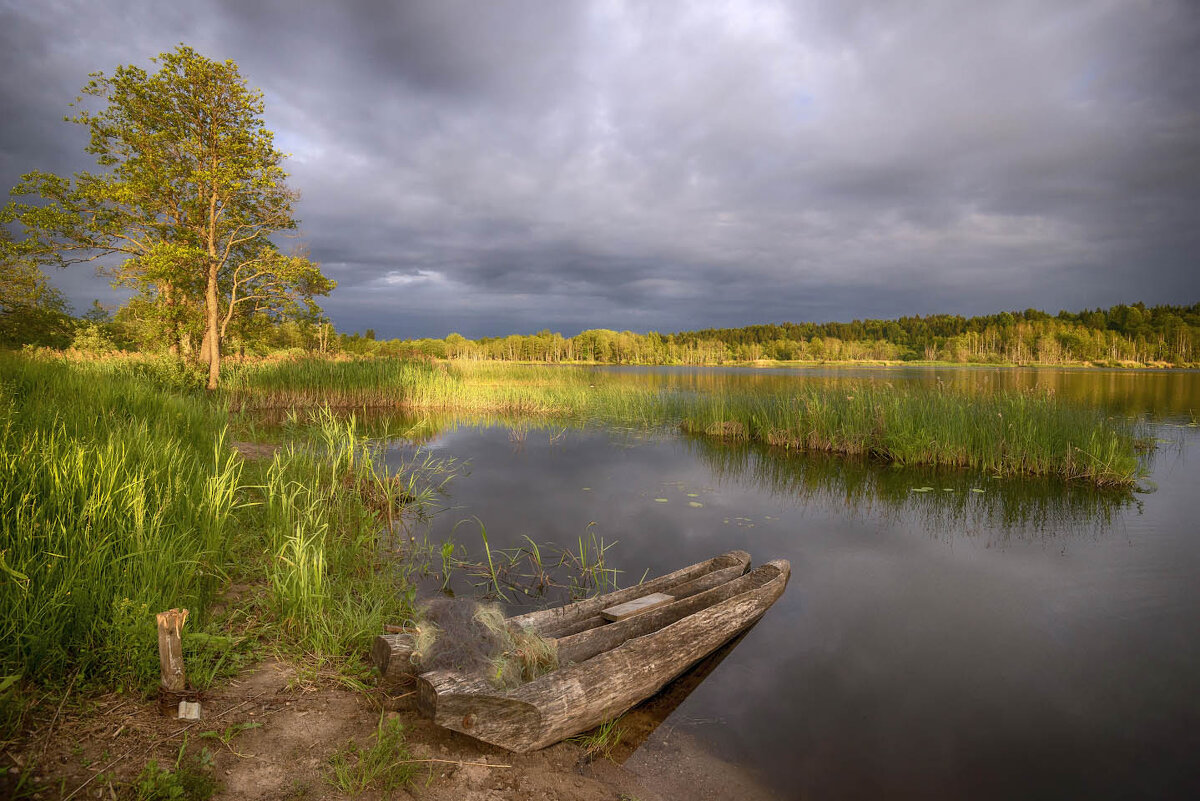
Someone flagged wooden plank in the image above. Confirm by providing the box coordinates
[509,550,750,636]
[601,592,675,622]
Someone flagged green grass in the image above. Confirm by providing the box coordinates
[130,738,217,801]
[0,353,240,697]
[0,352,450,739]
[225,357,1145,487]
[570,717,625,761]
[325,714,419,795]
[0,349,1146,743]
[675,384,1143,488]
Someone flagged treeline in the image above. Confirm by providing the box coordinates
[375,303,1199,366]
[8,296,1197,368]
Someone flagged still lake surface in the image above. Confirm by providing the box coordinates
[382,366,1200,799]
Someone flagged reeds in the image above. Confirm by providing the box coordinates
[448,522,622,601]
[252,408,451,655]
[228,357,1144,486]
[0,353,454,731]
[0,353,240,698]
[676,384,1144,487]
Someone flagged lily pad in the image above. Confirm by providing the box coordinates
[688,501,704,508]
[912,487,934,493]
[654,498,669,503]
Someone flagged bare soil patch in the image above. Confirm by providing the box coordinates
[6,658,779,801]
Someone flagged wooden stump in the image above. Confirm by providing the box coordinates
[156,608,189,693]
[371,631,417,683]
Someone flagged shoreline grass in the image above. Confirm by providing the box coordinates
[0,352,447,740]
[225,357,1145,487]
[0,350,1146,742]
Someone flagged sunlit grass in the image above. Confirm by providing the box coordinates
[676,384,1144,488]
[0,353,453,738]
[226,357,1145,487]
[0,353,239,694]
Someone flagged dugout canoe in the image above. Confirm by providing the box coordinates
[373,550,790,753]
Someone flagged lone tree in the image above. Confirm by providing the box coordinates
[2,45,332,388]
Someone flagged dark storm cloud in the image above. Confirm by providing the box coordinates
[2,0,1198,337]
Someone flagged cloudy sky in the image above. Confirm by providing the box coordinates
[2,0,1198,338]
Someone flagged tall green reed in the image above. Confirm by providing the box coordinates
[0,354,240,701]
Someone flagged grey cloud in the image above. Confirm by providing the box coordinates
[2,0,1197,337]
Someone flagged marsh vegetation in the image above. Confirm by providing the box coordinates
[227,358,1145,487]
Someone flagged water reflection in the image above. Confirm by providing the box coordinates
[680,435,1140,546]
[377,411,1142,552]
[372,413,1200,800]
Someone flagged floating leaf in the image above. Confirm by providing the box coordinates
[581,487,592,491]
[688,501,703,508]
[654,498,669,503]
[970,488,985,494]
[912,487,934,493]
[687,493,700,497]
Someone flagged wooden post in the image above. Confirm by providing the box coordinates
[156,608,189,693]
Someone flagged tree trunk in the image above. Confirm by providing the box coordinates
[205,263,221,390]
[162,283,180,357]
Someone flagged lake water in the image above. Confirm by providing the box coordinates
[382,366,1200,800]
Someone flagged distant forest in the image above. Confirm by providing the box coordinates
[379,302,1199,366]
[7,297,1197,367]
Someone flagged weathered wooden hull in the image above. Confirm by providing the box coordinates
[372,549,753,682]
[414,557,790,753]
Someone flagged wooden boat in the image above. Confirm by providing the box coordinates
[372,550,790,752]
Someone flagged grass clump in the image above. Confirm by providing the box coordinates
[130,739,217,801]
[249,407,451,658]
[326,714,418,796]
[677,384,1144,487]
[570,717,625,761]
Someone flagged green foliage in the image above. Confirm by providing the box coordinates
[2,44,331,387]
[570,717,625,761]
[130,740,216,801]
[0,353,240,708]
[376,302,1200,366]
[70,321,119,353]
[0,230,74,348]
[325,715,417,795]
